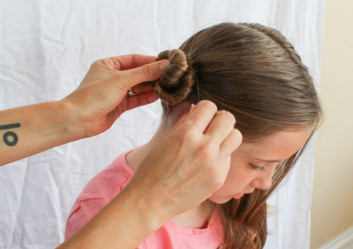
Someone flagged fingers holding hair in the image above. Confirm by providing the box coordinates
[122,90,159,111]
[220,128,243,156]
[116,54,157,70]
[184,100,218,132]
[118,59,170,89]
[204,110,236,143]
[107,54,157,71]
[180,100,242,157]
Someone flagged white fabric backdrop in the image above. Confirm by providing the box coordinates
[0,1,324,248]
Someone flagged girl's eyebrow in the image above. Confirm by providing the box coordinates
[254,158,281,163]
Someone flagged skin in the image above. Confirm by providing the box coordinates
[127,103,313,228]
[61,101,241,248]
[0,55,168,166]
[1,55,241,248]
[208,129,313,204]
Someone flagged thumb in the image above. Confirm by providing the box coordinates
[120,60,169,89]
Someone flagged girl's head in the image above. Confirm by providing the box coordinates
[152,23,321,249]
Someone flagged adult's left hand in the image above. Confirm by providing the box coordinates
[63,54,169,137]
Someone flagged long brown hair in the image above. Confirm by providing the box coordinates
[153,23,322,249]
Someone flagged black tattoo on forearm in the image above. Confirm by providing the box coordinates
[0,123,21,146]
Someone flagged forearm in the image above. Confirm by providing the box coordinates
[0,101,83,165]
[57,186,164,249]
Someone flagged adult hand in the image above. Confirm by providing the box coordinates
[0,54,168,166]
[125,100,243,224]
[63,54,169,138]
[58,100,242,249]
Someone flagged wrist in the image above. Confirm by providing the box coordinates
[58,99,88,141]
[122,184,168,232]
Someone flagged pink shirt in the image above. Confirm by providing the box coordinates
[65,149,224,248]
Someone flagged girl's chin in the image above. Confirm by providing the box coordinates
[208,193,245,204]
[208,196,232,204]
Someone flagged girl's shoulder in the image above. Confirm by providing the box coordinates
[78,149,135,202]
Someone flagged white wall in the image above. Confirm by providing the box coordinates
[311,0,353,248]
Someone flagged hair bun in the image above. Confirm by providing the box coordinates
[153,49,194,105]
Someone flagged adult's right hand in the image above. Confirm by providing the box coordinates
[58,100,242,249]
[125,100,242,224]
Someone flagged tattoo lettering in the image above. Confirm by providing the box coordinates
[0,123,21,146]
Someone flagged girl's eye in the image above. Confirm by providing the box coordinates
[249,163,265,172]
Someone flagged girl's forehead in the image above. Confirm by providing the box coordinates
[237,129,312,161]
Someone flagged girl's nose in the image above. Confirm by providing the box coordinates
[253,177,272,190]
[250,170,274,191]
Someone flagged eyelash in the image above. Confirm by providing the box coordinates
[249,163,265,172]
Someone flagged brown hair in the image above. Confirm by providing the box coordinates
[153,23,322,249]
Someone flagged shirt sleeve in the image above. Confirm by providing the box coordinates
[65,197,109,240]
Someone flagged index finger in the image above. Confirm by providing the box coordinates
[112,54,157,70]
[185,100,218,132]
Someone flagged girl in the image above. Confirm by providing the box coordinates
[65,23,322,249]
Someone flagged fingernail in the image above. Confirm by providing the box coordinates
[224,111,236,122]
[159,60,169,71]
